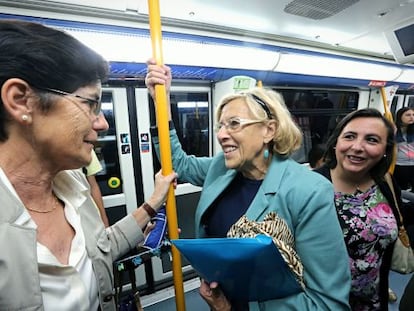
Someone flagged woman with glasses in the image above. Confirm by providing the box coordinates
[146,59,351,311]
[0,20,176,311]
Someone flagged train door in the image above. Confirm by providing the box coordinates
[97,86,154,292]
[135,85,211,287]
[95,87,139,222]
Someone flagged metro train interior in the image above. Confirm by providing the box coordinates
[0,0,414,310]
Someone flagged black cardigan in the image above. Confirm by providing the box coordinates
[314,165,403,311]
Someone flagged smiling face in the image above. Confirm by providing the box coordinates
[334,117,388,178]
[32,82,105,170]
[216,98,273,179]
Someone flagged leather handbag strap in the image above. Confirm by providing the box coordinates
[384,173,404,224]
[385,173,411,247]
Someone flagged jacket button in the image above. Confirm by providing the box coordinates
[103,294,114,302]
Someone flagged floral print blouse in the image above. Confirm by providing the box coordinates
[335,184,398,311]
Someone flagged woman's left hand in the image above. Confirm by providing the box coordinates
[146,170,178,210]
[199,279,232,311]
[143,221,156,237]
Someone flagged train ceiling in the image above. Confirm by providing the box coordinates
[4,0,413,62]
[0,0,414,88]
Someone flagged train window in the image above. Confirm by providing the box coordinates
[171,93,209,157]
[391,95,399,117]
[94,92,123,195]
[149,91,210,181]
[407,95,414,108]
[274,88,358,163]
[391,94,406,118]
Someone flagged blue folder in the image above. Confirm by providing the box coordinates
[171,234,302,301]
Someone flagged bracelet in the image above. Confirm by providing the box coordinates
[141,202,157,218]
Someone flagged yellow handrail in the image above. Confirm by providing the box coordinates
[380,86,397,174]
[147,1,186,310]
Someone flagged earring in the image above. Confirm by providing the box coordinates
[264,148,269,159]
[384,154,387,158]
[22,114,29,121]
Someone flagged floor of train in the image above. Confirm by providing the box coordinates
[137,271,412,310]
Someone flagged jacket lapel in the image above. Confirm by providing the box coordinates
[195,169,237,235]
[245,157,286,220]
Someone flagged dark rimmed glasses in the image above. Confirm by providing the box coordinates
[34,86,101,116]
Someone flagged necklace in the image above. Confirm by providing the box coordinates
[25,194,61,214]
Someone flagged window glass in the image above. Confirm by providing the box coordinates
[274,88,359,163]
[391,95,400,117]
[149,91,210,180]
[407,95,414,108]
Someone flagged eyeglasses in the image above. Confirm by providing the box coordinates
[214,117,263,133]
[34,86,101,116]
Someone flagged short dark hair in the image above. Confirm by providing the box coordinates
[0,20,109,140]
[308,144,326,168]
[324,108,395,181]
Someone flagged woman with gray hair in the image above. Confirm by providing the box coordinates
[0,20,176,310]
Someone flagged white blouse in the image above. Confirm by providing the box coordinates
[7,170,99,311]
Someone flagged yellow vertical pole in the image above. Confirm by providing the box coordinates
[147,1,186,310]
[380,86,397,174]
[257,80,263,88]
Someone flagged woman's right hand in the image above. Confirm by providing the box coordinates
[145,58,172,99]
[199,279,232,311]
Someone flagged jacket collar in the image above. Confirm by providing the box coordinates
[53,170,89,212]
[198,155,291,223]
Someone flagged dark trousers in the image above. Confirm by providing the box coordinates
[400,274,414,311]
[394,165,414,191]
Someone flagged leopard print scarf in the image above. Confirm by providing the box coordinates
[227,212,305,288]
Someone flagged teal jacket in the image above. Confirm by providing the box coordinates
[153,129,351,310]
